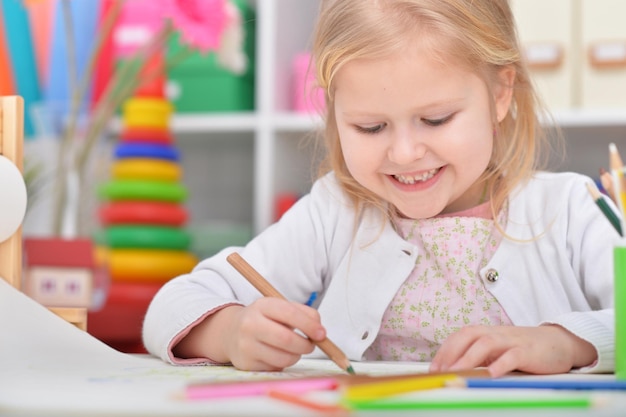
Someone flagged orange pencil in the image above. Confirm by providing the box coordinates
[268,390,349,414]
[226,252,356,375]
[600,168,617,204]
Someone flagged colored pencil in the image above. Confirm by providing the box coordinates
[226,252,355,375]
[586,182,623,236]
[268,390,349,413]
[343,374,458,400]
[305,291,318,306]
[600,168,617,204]
[185,376,338,400]
[344,396,593,411]
[610,143,624,171]
[451,378,626,391]
[339,368,491,386]
[609,143,626,219]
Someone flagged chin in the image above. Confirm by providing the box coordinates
[395,206,444,220]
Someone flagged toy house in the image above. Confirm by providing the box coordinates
[23,238,103,329]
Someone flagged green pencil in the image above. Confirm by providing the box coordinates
[587,182,623,236]
[344,396,593,411]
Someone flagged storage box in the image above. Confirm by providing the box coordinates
[511,0,575,110]
[581,0,626,109]
[165,0,256,112]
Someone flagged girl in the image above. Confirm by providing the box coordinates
[143,0,615,377]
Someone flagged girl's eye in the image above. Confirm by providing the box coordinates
[421,113,454,127]
[355,124,385,134]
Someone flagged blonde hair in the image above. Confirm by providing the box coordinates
[311,0,560,224]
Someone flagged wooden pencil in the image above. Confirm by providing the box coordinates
[610,142,624,171]
[338,368,491,386]
[586,182,623,236]
[268,390,349,414]
[609,143,626,216]
[599,168,617,204]
[226,252,356,375]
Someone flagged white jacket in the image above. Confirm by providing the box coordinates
[143,171,615,372]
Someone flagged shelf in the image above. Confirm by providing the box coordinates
[272,112,323,132]
[110,109,626,136]
[273,109,626,131]
[552,109,626,128]
[110,112,258,134]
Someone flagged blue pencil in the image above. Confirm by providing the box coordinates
[455,378,626,391]
[305,292,318,306]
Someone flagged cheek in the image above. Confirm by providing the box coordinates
[338,133,362,175]
[450,117,494,158]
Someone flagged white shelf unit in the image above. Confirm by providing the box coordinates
[170,0,626,236]
[167,0,323,235]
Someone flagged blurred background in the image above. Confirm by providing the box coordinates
[1,0,625,352]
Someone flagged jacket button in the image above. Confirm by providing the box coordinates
[361,331,369,340]
[486,269,499,282]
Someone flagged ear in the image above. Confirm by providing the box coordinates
[494,66,516,123]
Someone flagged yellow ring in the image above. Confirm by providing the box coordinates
[123,97,173,115]
[112,158,181,181]
[107,249,198,283]
[122,98,173,129]
[123,112,169,130]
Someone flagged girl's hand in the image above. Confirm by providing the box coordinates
[429,325,597,377]
[174,297,327,371]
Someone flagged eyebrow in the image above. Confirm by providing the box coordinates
[339,98,465,118]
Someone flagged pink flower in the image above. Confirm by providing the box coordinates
[114,0,245,72]
[163,0,231,53]
[215,1,247,73]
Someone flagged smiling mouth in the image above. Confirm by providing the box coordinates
[393,168,441,184]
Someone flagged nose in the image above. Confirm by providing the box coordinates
[387,127,427,165]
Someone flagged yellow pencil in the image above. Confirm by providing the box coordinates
[609,143,626,216]
[342,374,459,401]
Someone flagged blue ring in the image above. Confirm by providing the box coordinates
[114,142,180,161]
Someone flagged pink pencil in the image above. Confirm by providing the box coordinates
[185,377,339,400]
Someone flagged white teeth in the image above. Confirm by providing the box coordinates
[394,168,440,184]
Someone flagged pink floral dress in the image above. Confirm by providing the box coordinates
[364,202,513,362]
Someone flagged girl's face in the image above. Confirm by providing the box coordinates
[333,42,514,219]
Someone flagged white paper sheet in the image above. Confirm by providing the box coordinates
[0,279,427,416]
[2,279,625,417]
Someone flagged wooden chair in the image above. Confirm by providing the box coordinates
[0,96,25,289]
[0,96,87,330]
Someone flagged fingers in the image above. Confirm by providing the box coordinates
[256,298,326,342]
[228,298,326,371]
[485,348,527,377]
[430,325,589,377]
[430,326,524,376]
[430,326,488,372]
[232,340,305,372]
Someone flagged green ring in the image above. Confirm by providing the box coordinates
[101,225,192,250]
[98,180,187,202]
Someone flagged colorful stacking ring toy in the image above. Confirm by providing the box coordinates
[112,158,182,182]
[123,97,172,130]
[98,180,187,202]
[101,225,191,250]
[108,249,199,283]
[120,127,173,144]
[114,142,179,161]
[98,201,188,226]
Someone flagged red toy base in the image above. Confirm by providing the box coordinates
[87,281,163,353]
